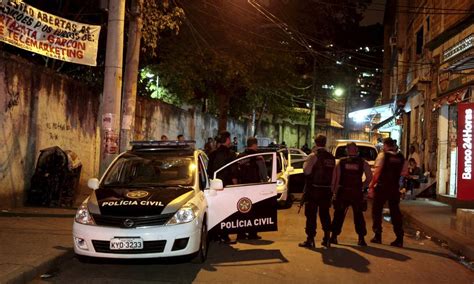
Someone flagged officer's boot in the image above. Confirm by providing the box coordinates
[299,237,315,248]
[370,233,382,244]
[329,232,338,245]
[358,235,367,247]
[390,236,403,247]
[321,231,331,248]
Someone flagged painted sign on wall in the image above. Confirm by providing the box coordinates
[457,103,474,200]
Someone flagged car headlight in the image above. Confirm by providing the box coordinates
[167,203,198,225]
[277,178,286,187]
[74,203,95,225]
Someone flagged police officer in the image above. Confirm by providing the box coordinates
[236,137,268,240]
[207,131,238,187]
[330,142,373,246]
[207,131,238,243]
[369,137,408,247]
[299,135,335,248]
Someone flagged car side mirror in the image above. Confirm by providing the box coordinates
[210,179,224,191]
[87,178,100,190]
[287,166,294,173]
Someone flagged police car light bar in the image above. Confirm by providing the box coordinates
[130,140,196,149]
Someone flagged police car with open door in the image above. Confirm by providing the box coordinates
[206,150,278,237]
[73,141,278,262]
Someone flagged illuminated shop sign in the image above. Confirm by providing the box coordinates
[443,34,473,62]
[457,103,474,200]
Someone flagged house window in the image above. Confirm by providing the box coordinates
[416,27,424,55]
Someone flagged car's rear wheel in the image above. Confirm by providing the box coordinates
[192,218,209,263]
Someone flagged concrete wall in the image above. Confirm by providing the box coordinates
[0,54,314,208]
[134,97,251,151]
[0,53,100,208]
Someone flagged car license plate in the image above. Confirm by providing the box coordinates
[109,238,143,250]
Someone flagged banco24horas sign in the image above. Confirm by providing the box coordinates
[458,103,474,200]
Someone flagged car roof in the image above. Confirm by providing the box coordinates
[128,140,198,156]
[333,140,376,147]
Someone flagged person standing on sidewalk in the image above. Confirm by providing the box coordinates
[299,135,335,248]
[369,137,408,247]
[330,142,373,246]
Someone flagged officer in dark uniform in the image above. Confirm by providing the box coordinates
[207,131,238,187]
[330,142,373,246]
[207,130,238,243]
[369,137,408,247]
[299,135,335,248]
[236,137,268,240]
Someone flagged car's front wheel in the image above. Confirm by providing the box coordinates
[192,218,209,263]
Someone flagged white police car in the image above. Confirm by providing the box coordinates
[257,147,307,207]
[277,148,307,207]
[73,141,278,262]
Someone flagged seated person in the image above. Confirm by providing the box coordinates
[405,158,421,199]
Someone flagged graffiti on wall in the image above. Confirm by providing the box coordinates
[46,122,72,141]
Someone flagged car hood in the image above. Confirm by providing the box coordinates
[88,187,194,217]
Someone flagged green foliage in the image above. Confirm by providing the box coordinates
[138,0,374,126]
[141,0,185,58]
[138,67,182,105]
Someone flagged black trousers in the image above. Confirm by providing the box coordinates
[332,198,367,237]
[304,190,332,238]
[372,187,404,237]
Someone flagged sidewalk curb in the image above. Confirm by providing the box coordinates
[402,208,474,260]
[4,249,74,284]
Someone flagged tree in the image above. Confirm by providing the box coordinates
[140,0,306,132]
[121,0,185,151]
[138,0,376,134]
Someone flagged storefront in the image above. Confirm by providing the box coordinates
[434,32,474,201]
[348,103,403,145]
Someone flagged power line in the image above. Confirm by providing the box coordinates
[368,1,473,12]
[310,0,474,15]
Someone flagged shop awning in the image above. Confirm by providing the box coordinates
[432,87,470,110]
[348,103,394,121]
[372,115,395,130]
[442,55,474,72]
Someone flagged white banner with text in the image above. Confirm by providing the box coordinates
[0,1,101,66]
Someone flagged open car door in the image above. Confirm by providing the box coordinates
[206,152,278,235]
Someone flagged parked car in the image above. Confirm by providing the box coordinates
[257,147,308,207]
[329,140,378,166]
[73,141,278,262]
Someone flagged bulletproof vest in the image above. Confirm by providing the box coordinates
[379,151,405,189]
[238,150,261,183]
[339,156,364,191]
[311,149,336,187]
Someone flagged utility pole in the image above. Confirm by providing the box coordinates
[100,0,125,174]
[120,0,144,152]
[310,58,317,146]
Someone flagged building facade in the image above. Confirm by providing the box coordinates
[385,0,474,206]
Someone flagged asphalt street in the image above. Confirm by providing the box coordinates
[31,204,474,284]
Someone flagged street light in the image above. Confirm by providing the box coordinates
[334,88,344,97]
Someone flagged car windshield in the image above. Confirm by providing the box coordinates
[102,151,195,187]
[335,146,378,161]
